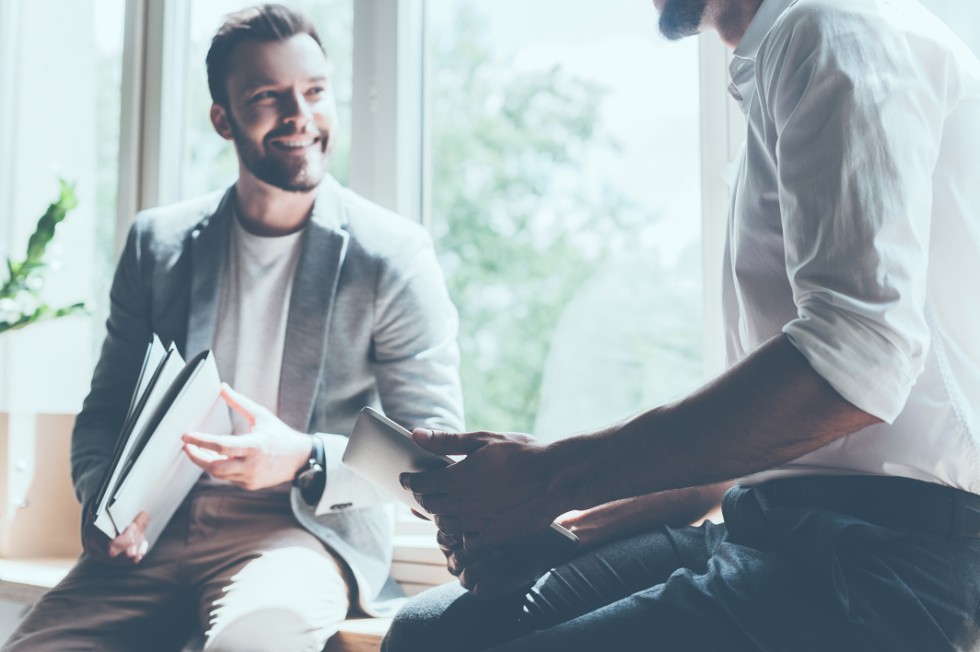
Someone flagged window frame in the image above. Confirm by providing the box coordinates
[116,0,191,253]
[0,0,22,405]
[698,33,744,377]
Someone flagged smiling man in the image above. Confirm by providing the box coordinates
[383,0,980,650]
[2,4,463,651]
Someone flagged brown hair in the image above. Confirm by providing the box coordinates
[206,3,325,108]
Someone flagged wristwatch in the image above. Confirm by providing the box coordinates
[293,435,326,506]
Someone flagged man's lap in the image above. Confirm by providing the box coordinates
[384,484,980,652]
[2,488,351,652]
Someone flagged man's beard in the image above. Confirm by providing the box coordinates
[228,114,328,193]
[659,0,709,40]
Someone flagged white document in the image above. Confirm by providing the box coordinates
[107,351,231,549]
[92,336,182,538]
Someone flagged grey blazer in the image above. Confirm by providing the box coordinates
[71,176,464,614]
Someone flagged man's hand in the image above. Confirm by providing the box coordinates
[82,512,149,564]
[181,384,312,490]
[437,530,543,600]
[400,429,572,553]
[555,483,730,552]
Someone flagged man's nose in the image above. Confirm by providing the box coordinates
[282,90,313,128]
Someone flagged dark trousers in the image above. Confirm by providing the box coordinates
[383,478,980,652]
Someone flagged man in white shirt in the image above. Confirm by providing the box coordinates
[384,0,980,650]
[3,5,463,651]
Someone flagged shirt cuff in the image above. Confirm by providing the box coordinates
[782,308,920,424]
[312,433,394,515]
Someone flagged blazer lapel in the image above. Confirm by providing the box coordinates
[278,178,350,431]
[185,188,234,358]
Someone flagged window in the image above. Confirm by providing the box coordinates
[0,0,126,413]
[425,0,706,438]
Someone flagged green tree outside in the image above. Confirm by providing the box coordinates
[428,4,702,434]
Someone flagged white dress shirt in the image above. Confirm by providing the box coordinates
[725,0,980,493]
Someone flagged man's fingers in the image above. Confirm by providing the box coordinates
[133,539,149,564]
[432,515,470,536]
[409,509,431,522]
[415,492,454,516]
[400,464,462,495]
[462,531,489,553]
[182,432,248,458]
[133,511,150,534]
[219,383,258,427]
[183,443,216,470]
[187,450,246,480]
[436,529,461,549]
[108,513,150,560]
[458,549,508,592]
[182,443,235,473]
[411,429,487,456]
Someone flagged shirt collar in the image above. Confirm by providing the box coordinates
[728,0,798,106]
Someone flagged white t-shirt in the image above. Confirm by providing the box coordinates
[206,211,306,488]
[727,0,980,492]
[213,213,305,414]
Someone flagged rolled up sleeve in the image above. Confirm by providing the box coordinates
[763,6,945,422]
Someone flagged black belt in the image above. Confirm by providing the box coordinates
[755,475,980,539]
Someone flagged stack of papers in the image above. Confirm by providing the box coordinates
[89,335,231,549]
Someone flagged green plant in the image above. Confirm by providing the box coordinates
[0,180,86,334]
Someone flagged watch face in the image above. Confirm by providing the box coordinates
[296,466,326,506]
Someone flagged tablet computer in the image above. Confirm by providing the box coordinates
[342,407,579,567]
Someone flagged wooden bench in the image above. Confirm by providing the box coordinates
[324,618,391,652]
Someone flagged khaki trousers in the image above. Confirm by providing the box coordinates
[3,486,351,652]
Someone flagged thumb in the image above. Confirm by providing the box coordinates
[412,429,487,456]
[219,383,258,426]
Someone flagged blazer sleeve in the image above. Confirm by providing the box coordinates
[71,220,154,512]
[312,226,464,514]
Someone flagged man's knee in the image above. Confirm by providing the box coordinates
[384,581,522,652]
[382,603,430,652]
[383,582,471,652]
[203,607,337,652]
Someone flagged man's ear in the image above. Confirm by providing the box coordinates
[210,103,234,141]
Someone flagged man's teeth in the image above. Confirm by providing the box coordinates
[278,140,316,148]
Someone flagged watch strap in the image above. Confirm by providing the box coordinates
[293,435,326,506]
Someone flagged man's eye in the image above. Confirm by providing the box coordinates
[307,87,326,98]
[250,91,277,102]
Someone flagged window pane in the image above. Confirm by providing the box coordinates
[426,1,703,438]
[0,0,125,413]
[180,0,353,200]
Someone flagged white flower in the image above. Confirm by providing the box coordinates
[26,274,44,291]
[0,298,22,323]
[14,291,38,317]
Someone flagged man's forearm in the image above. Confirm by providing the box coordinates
[550,334,882,510]
[559,482,730,550]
